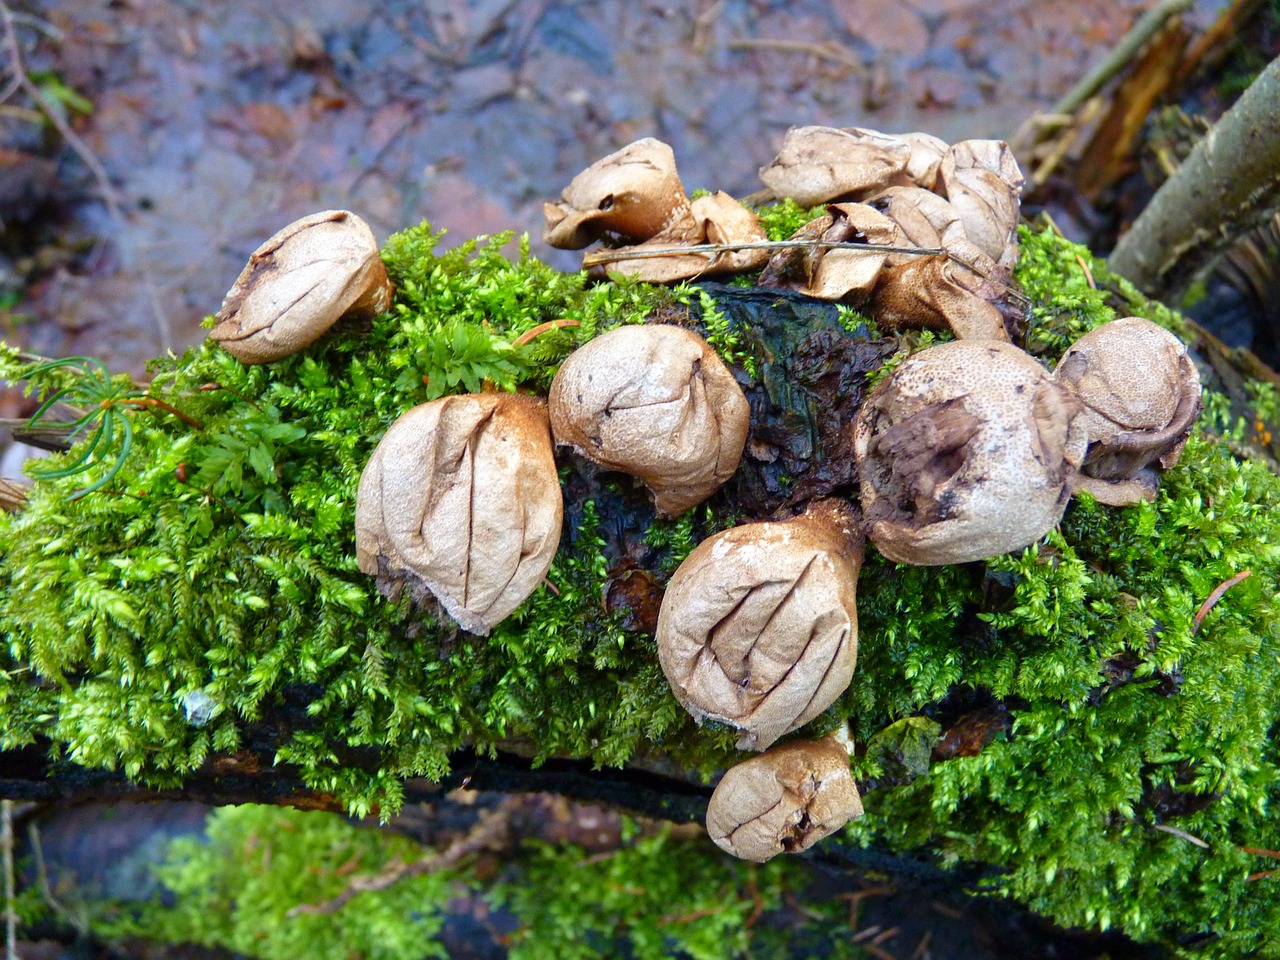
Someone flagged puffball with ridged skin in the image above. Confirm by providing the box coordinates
[355,393,563,636]
[706,736,863,862]
[853,341,1089,566]
[656,500,862,751]
[210,210,393,364]
[1053,317,1202,505]
[549,324,750,517]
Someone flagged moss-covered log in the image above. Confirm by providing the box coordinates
[4,213,1280,956]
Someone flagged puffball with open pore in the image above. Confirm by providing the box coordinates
[210,210,394,364]
[656,500,862,751]
[706,736,863,862]
[355,393,563,636]
[1053,317,1201,505]
[549,324,750,517]
[854,341,1088,566]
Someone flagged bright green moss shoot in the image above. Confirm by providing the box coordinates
[3,222,1280,956]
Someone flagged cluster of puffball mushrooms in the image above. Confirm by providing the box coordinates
[208,126,1202,864]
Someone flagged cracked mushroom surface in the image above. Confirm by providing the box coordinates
[854,341,1088,566]
[549,324,750,517]
[706,736,863,862]
[210,210,394,364]
[1054,317,1202,505]
[656,500,862,751]
[355,393,563,636]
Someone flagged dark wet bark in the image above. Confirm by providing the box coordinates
[1108,53,1280,301]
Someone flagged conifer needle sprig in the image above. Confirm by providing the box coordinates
[13,355,203,500]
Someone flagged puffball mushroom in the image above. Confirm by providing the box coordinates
[1054,317,1202,505]
[543,138,695,249]
[355,393,563,636]
[853,341,1089,566]
[210,210,394,364]
[549,324,750,517]
[758,126,911,206]
[656,500,863,751]
[706,736,863,862]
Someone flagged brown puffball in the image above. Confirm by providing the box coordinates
[935,140,1024,272]
[549,325,750,516]
[706,736,863,862]
[355,393,563,636]
[210,210,394,364]
[853,341,1089,565]
[543,138,696,249]
[1054,317,1202,505]
[759,126,911,207]
[656,500,862,751]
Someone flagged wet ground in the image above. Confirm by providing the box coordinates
[3,0,1225,372]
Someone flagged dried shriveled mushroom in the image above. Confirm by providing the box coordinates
[935,140,1024,272]
[592,191,769,282]
[1054,317,1202,505]
[543,138,696,249]
[355,393,563,636]
[896,131,949,190]
[759,202,902,302]
[759,126,911,207]
[706,735,863,862]
[549,325,750,516]
[656,500,863,751]
[853,341,1088,565]
[211,210,394,364]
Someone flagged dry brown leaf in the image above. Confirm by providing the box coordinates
[705,736,863,862]
[355,393,563,635]
[853,342,1088,565]
[549,324,750,517]
[656,500,862,750]
[210,210,394,365]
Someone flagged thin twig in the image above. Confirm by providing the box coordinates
[1192,570,1252,634]
[3,801,15,960]
[1050,0,1195,117]
[0,0,172,349]
[1152,823,1212,849]
[726,37,864,73]
[287,799,516,917]
[582,239,946,267]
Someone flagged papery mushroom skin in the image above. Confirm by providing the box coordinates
[656,500,862,751]
[210,210,394,365]
[759,203,901,302]
[759,126,912,207]
[706,736,863,862]
[1054,317,1202,504]
[935,140,1024,273]
[853,341,1089,566]
[355,393,563,636]
[543,138,696,249]
[549,324,750,516]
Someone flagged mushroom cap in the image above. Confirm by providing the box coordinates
[894,131,950,190]
[210,210,393,364]
[706,736,863,862]
[853,341,1088,565]
[543,138,695,249]
[656,501,863,751]
[549,324,750,516]
[1054,317,1201,503]
[759,126,911,207]
[355,393,563,635]
[935,140,1024,272]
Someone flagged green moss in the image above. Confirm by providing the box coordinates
[4,218,1280,955]
[86,804,861,960]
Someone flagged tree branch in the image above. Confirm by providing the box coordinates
[1108,53,1280,301]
